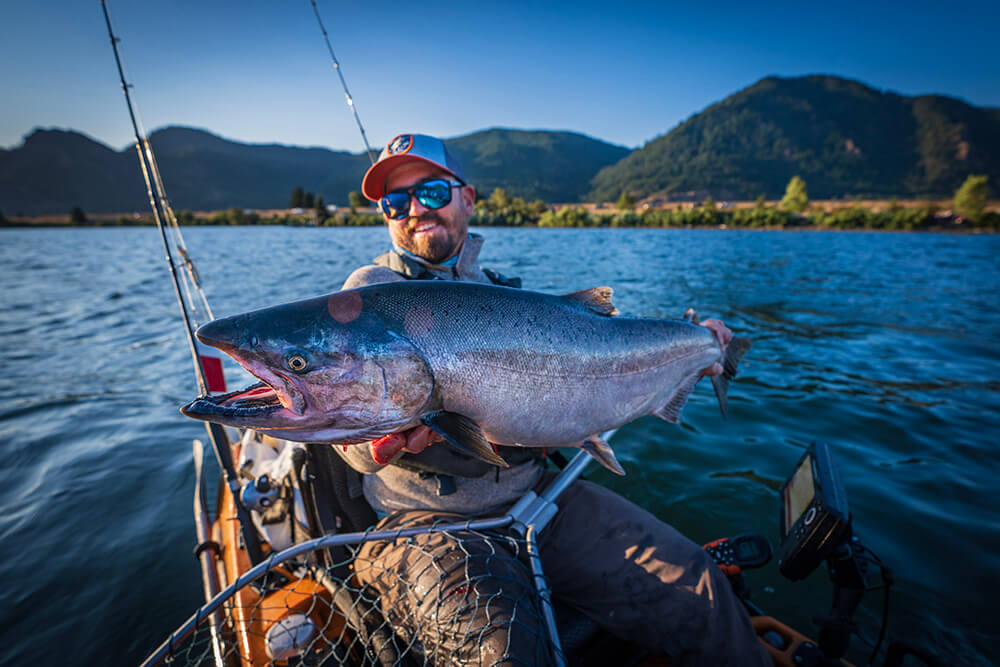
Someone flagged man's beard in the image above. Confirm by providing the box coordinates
[398,213,458,264]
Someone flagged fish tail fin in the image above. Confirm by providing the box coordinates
[652,335,751,424]
[709,336,751,419]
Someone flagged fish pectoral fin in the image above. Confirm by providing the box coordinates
[562,287,619,317]
[709,336,752,419]
[420,411,509,468]
[581,434,626,475]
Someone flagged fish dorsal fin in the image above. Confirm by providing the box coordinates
[562,287,619,316]
[421,411,509,468]
[581,434,626,475]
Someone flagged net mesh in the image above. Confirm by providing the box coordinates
[156,518,557,667]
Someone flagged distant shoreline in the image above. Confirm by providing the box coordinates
[2,223,995,234]
[3,199,997,232]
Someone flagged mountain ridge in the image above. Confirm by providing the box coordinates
[0,126,629,215]
[589,75,1000,201]
[3,75,998,215]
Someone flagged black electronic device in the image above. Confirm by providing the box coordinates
[703,533,772,576]
[777,442,852,581]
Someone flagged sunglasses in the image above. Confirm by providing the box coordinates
[379,179,466,220]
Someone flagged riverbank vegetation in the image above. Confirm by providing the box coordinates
[4,176,995,232]
[6,202,996,231]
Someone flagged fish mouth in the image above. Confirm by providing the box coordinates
[181,363,308,426]
[182,382,283,419]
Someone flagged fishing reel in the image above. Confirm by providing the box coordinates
[237,431,312,553]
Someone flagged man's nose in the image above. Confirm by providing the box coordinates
[408,194,428,217]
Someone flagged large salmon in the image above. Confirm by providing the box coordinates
[181,281,749,474]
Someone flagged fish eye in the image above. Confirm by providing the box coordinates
[285,352,309,373]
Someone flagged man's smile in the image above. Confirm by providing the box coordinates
[413,221,439,234]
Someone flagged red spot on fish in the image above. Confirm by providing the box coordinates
[342,444,349,453]
[404,305,434,338]
[328,291,363,323]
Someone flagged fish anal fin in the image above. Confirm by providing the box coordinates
[562,287,619,317]
[421,411,509,468]
[581,434,626,475]
[652,371,702,424]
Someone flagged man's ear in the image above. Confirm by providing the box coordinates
[460,185,476,211]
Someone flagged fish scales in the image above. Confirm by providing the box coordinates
[182,281,748,471]
[356,283,719,445]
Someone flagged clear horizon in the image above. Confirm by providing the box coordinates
[3,1,998,153]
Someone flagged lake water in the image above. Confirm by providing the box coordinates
[1,226,997,666]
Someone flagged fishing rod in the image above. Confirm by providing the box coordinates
[100,0,263,565]
[308,0,377,164]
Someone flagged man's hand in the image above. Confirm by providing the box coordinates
[699,318,733,378]
[370,425,443,465]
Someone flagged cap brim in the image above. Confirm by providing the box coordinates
[361,154,460,201]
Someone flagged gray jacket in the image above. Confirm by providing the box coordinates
[334,234,544,516]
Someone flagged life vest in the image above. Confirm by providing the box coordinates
[371,248,540,489]
[373,249,522,288]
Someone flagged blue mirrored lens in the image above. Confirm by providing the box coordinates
[380,192,410,219]
[415,181,452,209]
[381,179,458,219]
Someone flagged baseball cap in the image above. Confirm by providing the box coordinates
[362,133,467,201]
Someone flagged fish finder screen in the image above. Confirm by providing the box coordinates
[784,454,815,534]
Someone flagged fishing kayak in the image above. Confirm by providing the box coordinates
[140,433,835,667]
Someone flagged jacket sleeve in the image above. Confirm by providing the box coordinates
[330,264,408,474]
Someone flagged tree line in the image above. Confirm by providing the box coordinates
[487,174,995,231]
[11,175,993,231]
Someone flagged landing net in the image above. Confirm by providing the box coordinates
[147,518,558,667]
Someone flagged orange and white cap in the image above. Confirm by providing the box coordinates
[362,133,467,201]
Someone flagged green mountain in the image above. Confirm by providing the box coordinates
[5,76,996,216]
[448,129,630,202]
[589,75,1000,201]
[0,127,628,215]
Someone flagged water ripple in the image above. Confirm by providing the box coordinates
[0,227,997,665]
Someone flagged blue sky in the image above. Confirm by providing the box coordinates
[2,1,998,153]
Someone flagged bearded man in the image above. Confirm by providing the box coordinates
[334,133,770,667]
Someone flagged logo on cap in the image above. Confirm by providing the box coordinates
[387,134,413,156]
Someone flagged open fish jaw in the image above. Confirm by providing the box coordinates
[181,356,308,425]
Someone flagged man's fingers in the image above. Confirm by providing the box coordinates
[404,425,442,454]
[700,318,733,347]
[371,433,407,465]
[701,362,724,378]
[370,426,444,463]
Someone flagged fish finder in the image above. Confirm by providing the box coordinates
[777,441,852,581]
